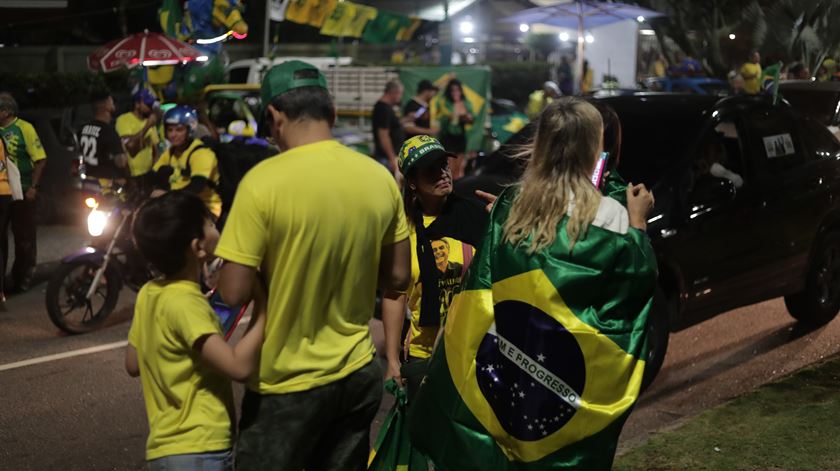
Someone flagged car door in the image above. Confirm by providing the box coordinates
[656,112,766,318]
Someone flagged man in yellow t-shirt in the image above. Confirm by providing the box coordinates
[740,50,762,95]
[116,89,160,190]
[151,105,222,217]
[0,92,46,293]
[215,60,410,470]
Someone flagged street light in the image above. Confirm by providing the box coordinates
[559,32,570,42]
[519,24,530,33]
[637,15,645,22]
[460,21,474,35]
[729,33,736,40]
[585,34,594,44]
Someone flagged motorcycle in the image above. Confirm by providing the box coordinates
[45,183,152,334]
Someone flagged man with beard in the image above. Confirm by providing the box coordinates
[116,89,160,193]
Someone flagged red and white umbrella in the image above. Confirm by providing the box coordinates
[88,30,208,73]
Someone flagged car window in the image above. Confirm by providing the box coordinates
[798,117,840,160]
[228,67,249,84]
[692,120,745,190]
[781,89,840,127]
[747,107,803,172]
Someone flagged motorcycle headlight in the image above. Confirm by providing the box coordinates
[87,209,108,237]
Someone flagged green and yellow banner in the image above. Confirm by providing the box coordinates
[320,1,377,38]
[399,67,491,152]
[362,10,412,44]
[284,0,338,28]
[408,188,657,470]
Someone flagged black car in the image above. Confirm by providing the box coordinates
[778,80,840,142]
[457,93,840,387]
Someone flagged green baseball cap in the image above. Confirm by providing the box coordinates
[398,135,456,175]
[260,60,328,115]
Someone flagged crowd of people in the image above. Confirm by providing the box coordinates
[95,58,655,470]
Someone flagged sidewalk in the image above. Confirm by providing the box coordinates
[614,353,840,470]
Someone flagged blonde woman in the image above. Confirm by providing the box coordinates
[409,97,658,470]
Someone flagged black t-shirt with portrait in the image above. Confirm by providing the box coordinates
[403,98,431,139]
[372,100,404,159]
[78,119,124,179]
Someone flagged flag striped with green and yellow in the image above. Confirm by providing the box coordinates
[408,188,657,470]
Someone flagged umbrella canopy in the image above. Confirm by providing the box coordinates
[502,0,664,29]
[88,30,208,73]
[502,1,664,92]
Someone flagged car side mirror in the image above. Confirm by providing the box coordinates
[689,176,736,209]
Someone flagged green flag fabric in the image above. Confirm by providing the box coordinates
[158,0,184,37]
[399,67,491,153]
[362,10,412,44]
[408,188,657,470]
[762,62,782,105]
[368,379,430,471]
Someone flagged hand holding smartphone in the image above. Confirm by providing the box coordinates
[208,289,249,341]
[590,152,610,189]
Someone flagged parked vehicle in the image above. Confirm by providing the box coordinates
[45,185,151,334]
[778,80,840,142]
[457,93,840,388]
[644,76,731,95]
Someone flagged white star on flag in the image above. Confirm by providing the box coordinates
[537,353,546,362]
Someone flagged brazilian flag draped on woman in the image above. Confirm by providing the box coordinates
[408,187,657,470]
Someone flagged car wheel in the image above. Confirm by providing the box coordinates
[642,286,670,392]
[785,232,840,325]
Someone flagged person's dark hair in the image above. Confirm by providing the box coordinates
[584,98,622,170]
[384,80,402,94]
[0,92,19,115]
[444,79,464,103]
[90,90,111,112]
[269,86,335,123]
[132,191,213,277]
[789,62,806,77]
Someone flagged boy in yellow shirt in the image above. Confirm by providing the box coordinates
[125,191,266,470]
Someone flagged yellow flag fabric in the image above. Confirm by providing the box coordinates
[284,0,338,28]
[345,4,377,38]
[320,1,357,37]
[396,18,422,41]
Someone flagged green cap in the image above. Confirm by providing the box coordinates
[398,135,456,175]
[260,60,328,114]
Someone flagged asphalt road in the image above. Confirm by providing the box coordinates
[2,227,839,469]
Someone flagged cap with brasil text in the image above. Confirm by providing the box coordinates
[260,60,328,115]
[398,135,457,175]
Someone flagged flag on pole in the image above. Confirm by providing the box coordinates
[362,10,412,44]
[284,0,338,28]
[408,188,657,470]
[762,62,782,105]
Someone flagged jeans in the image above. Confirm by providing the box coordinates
[8,198,36,288]
[147,449,233,471]
[236,358,383,471]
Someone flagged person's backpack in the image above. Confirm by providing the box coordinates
[183,138,277,215]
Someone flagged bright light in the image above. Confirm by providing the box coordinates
[231,31,247,40]
[459,21,474,35]
[84,197,98,209]
[637,15,645,22]
[559,32,570,41]
[585,34,594,43]
[462,37,476,43]
[578,36,584,43]
[87,209,108,237]
[640,29,655,36]
[196,55,209,62]
[519,24,530,33]
[729,33,736,40]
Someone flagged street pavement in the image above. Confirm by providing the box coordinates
[2,223,840,469]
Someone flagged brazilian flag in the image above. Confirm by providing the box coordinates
[408,188,657,470]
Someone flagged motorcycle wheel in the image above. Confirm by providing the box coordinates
[45,260,122,334]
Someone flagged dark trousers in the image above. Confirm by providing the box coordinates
[236,359,383,471]
[0,195,11,295]
[6,198,36,288]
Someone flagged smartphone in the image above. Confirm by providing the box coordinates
[590,151,610,189]
[413,106,428,119]
[208,289,249,341]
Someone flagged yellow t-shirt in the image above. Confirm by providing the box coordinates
[116,112,160,176]
[215,139,409,394]
[127,280,234,461]
[0,139,10,196]
[740,62,762,94]
[407,215,475,359]
[153,139,222,217]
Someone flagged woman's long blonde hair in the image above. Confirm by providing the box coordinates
[503,97,604,253]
